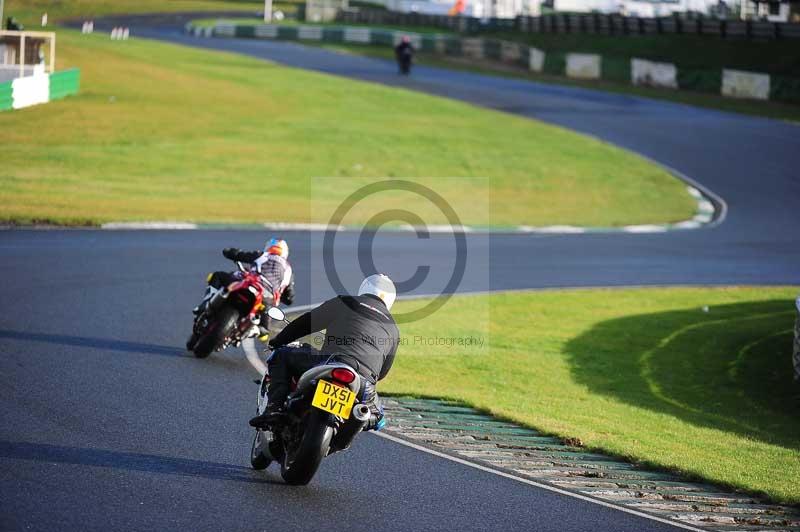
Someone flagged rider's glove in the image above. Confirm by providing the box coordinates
[222,247,239,260]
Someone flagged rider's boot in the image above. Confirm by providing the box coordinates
[249,403,285,429]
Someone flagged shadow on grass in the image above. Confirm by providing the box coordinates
[0,440,279,485]
[564,299,800,450]
[0,330,186,358]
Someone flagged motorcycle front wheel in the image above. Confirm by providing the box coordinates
[250,430,272,470]
[280,410,333,486]
[193,306,239,358]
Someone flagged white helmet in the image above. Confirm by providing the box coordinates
[358,274,396,311]
[265,238,289,259]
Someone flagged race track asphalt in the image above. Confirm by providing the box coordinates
[1,14,799,532]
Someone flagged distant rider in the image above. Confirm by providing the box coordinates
[249,274,399,431]
[394,35,414,75]
[191,238,295,342]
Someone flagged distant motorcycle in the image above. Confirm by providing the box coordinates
[397,47,412,75]
[250,307,377,485]
[187,262,276,359]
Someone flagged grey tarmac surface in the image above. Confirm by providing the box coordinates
[2,14,799,532]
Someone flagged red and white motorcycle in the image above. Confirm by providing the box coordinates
[187,262,278,358]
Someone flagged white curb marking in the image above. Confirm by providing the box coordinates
[101,222,198,230]
[520,225,587,233]
[623,224,669,233]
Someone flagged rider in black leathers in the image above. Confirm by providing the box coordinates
[249,274,399,431]
[395,35,414,75]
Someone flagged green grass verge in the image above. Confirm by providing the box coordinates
[3,0,261,26]
[0,29,695,227]
[313,41,800,122]
[383,286,800,504]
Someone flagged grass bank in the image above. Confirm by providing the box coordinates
[384,287,800,504]
[0,30,695,227]
[3,0,260,26]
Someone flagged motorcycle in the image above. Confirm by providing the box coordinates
[250,307,376,485]
[187,262,278,359]
[397,48,412,75]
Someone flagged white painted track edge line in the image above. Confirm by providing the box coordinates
[633,153,728,229]
[242,338,268,376]
[371,431,708,532]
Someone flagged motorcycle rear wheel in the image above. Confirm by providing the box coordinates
[280,410,333,486]
[193,306,239,358]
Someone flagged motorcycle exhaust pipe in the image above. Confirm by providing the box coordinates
[351,403,371,423]
[330,403,370,452]
[206,288,229,314]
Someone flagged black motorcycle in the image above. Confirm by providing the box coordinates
[397,48,412,75]
[250,307,377,485]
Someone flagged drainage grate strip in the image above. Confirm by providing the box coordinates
[381,397,800,532]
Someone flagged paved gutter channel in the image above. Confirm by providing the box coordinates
[381,397,800,532]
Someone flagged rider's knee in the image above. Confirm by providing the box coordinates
[268,345,291,365]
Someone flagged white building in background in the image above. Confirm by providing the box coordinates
[372,0,734,18]
[374,0,539,17]
[552,0,720,16]
[739,0,800,21]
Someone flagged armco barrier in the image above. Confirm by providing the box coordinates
[197,22,800,104]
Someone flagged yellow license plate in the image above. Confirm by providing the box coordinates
[311,380,356,418]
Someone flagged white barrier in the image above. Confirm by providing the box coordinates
[722,69,770,100]
[12,72,49,109]
[344,27,371,43]
[500,41,521,63]
[461,38,484,60]
[254,24,279,38]
[631,58,677,89]
[566,53,601,79]
[529,47,545,72]
[298,25,323,40]
[110,27,130,40]
[215,23,236,37]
